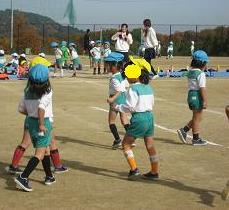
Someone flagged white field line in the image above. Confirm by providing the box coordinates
[90,106,227,148]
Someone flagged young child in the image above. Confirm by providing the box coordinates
[89,41,95,69]
[0,50,6,65]
[17,60,28,79]
[167,41,174,59]
[113,58,159,180]
[157,41,162,57]
[69,43,82,77]
[61,41,70,71]
[191,41,195,57]
[105,52,130,149]
[14,64,55,192]
[102,41,111,74]
[51,42,63,77]
[177,50,209,146]
[90,40,102,75]
[30,53,51,68]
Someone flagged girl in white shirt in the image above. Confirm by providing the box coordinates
[111,23,133,63]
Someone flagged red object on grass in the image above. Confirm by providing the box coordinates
[0,73,9,80]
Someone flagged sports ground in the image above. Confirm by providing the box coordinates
[0,56,228,210]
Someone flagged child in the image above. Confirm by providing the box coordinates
[51,42,64,77]
[105,52,130,149]
[167,41,174,59]
[0,50,6,65]
[102,41,111,74]
[90,40,102,75]
[89,41,95,69]
[113,57,159,180]
[177,50,209,146]
[15,64,55,192]
[17,60,28,79]
[157,41,162,57]
[191,41,195,57]
[30,53,51,68]
[61,41,70,70]
[69,43,82,77]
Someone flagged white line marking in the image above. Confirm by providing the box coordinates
[90,106,227,148]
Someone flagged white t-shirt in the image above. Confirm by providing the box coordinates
[188,69,206,90]
[0,56,6,65]
[18,90,54,122]
[55,48,63,60]
[109,72,128,95]
[103,48,111,58]
[111,32,133,52]
[90,47,101,59]
[143,27,158,49]
[71,48,79,60]
[167,46,173,53]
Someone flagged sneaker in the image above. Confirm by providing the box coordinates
[177,128,188,144]
[112,139,122,150]
[221,181,229,200]
[128,168,141,181]
[14,175,33,192]
[54,166,69,174]
[44,176,56,186]
[192,138,208,146]
[142,172,159,180]
[5,165,23,175]
[131,143,136,147]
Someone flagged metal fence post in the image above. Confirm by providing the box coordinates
[17,24,19,53]
[42,24,45,52]
[195,25,198,41]
[169,25,172,40]
[67,25,70,44]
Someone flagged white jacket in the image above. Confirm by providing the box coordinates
[112,32,133,52]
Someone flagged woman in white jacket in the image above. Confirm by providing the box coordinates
[111,23,133,63]
[142,19,158,77]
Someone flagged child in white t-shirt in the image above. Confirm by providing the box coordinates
[90,40,102,75]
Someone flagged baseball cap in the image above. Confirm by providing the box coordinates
[193,50,209,62]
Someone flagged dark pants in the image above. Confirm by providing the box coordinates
[144,48,157,75]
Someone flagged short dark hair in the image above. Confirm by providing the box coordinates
[143,19,151,27]
[139,69,150,85]
[191,59,207,69]
[86,29,90,33]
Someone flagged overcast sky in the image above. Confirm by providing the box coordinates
[0,0,228,25]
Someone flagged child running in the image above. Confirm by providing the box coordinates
[14,64,55,192]
[113,57,159,180]
[167,41,174,59]
[105,52,130,149]
[177,50,209,146]
[102,41,111,74]
[69,43,82,77]
[90,40,102,75]
[51,42,63,77]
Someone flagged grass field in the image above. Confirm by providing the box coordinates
[0,56,229,210]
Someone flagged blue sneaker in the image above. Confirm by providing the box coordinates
[54,166,69,174]
[14,175,33,192]
[44,176,56,185]
[142,172,159,180]
[128,168,141,181]
[192,138,208,146]
[177,128,187,144]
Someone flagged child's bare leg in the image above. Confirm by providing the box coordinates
[109,110,121,142]
[144,136,159,175]
[120,112,130,131]
[98,62,101,74]
[192,110,202,135]
[93,62,97,75]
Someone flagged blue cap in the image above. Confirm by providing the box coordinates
[51,42,58,48]
[69,42,76,47]
[104,52,124,62]
[193,50,209,62]
[96,40,102,44]
[61,41,67,46]
[104,41,110,45]
[29,64,49,83]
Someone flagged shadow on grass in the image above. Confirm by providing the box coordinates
[56,136,112,150]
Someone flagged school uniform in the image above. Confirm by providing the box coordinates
[109,72,128,108]
[187,69,206,110]
[116,83,154,139]
[55,48,63,66]
[71,48,81,66]
[18,91,53,148]
[90,47,102,63]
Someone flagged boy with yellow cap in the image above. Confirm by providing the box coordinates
[113,57,159,180]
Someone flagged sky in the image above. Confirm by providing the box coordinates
[0,0,228,26]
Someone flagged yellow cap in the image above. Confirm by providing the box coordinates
[129,56,151,72]
[125,64,141,79]
[30,57,51,68]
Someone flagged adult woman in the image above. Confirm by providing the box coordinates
[111,23,133,63]
[142,19,158,76]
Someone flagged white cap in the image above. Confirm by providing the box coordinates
[20,53,26,58]
[90,40,95,45]
[39,52,46,58]
[12,53,19,57]
[0,50,5,55]
[191,41,195,44]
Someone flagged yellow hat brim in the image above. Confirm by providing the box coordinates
[129,56,151,72]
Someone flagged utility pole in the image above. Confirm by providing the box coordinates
[10,0,14,50]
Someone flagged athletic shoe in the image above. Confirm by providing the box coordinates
[112,139,122,150]
[14,175,33,192]
[128,168,141,181]
[5,165,23,175]
[142,172,159,180]
[221,181,229,200]
[131,143,136,148]
[54,166,69,174]
[177,128,188,144]
[192,138,208,146]
[44,176,56,186]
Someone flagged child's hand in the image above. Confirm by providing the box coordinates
[203,101,207,109]
[39,124,47,134]
[107,98,114,104]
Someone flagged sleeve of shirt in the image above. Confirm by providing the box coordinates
[115,88,138,113]
[39,91,52,110]
[150,28,158,47]
[197,72,206,88]
[111,78,122,92]
[111,33,119,41]
[127,34,133,45]
[18,97,26,113]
